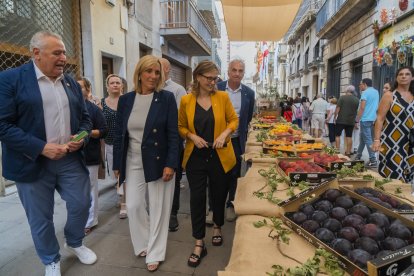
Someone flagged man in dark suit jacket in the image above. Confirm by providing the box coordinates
[217,59,255,221]
[0,31,95,275]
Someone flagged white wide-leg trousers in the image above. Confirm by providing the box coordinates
[125,161,174,263]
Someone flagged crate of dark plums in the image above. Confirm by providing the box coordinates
[275,158,336,184]
[280,179,414,275]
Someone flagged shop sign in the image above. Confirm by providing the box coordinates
[374,13,414,67]
[374,0,414,29]
[379,13,414,48]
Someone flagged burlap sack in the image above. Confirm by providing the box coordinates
[220,215,316,275]
[233,177,281,217]
[244,144,262,156]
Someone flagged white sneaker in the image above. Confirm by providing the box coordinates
[64,243,97,264]
[45,261,61,276]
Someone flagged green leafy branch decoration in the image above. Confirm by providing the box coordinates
[254,218,344,276]
[254,167,308,204]
[265,248,345,276]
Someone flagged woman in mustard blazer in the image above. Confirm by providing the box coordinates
[178,60,238,267]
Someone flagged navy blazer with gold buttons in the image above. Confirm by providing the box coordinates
[113,90,179,183]
[0,61,91,182]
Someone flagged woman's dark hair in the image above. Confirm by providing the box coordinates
[409,80,414,96]
[393,66,414,90]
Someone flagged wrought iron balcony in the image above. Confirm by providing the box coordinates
[160,0,212,56]
[316,0,375,39]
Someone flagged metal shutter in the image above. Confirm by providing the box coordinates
[170,63,186,87]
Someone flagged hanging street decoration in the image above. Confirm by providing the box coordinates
[373,35,414,66]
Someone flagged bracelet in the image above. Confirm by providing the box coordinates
[374,139,380,142]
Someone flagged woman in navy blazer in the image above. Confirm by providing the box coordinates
[113,55,178,272]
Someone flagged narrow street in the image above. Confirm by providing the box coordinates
[0,176,235,275]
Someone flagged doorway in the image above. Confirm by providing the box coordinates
[102,56,114,97]
[351,58,363,98]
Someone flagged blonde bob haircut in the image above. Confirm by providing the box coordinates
[133,55,165,94]
[191,60,219,97]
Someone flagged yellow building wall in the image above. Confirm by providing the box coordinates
[90,0,126,98]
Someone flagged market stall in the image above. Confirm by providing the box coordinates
[219,119,414,275]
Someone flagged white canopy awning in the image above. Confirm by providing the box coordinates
[221,0,302,41]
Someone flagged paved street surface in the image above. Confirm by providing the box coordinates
[0,134,373,276]
[0,175,234,276]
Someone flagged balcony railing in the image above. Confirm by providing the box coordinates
[316,0,347,34]
[316,0,375,39]
[160,0,212,54]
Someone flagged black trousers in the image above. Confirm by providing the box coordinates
[328,123,336,143]
[186,148,230,239]
[171,146,184,216]
[227,137,242,208]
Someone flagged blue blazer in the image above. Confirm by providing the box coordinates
[217,81,255,154]
[0,62,92,182]
[113,90,179,183]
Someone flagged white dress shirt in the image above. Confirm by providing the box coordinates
[226,83,242,137]
[34,63,71,144]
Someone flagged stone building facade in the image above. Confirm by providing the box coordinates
[282,0,323,99]
[317,0,376,98]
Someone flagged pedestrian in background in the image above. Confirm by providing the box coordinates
[159,58,187,232]
[283,97,293,122]
[178,60,238,267]
[101,74,127,218]
[352,89,361,154]
[292,98,304,129]
[113,55,178,272]
[372,67,414,182]
[77,77,108,235]
[325,97,337,146]
[217,59,255,222]
[355,78,379,167]
[309,94,328,138]
[301,97,311,131]
[335,85,360,156]
[383,81,392,94]
[0,30,96,276]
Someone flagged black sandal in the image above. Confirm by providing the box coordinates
[212,226,223,246]
[187,243,207,267]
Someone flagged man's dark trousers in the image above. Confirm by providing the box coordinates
[227,137,242,208]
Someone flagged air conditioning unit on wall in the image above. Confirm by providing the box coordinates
[105,0,116,7]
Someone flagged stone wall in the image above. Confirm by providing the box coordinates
[322,7,375,96]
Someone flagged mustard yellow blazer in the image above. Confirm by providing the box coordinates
[178,91,239,173]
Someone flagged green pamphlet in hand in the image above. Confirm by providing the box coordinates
[70,130,88,142]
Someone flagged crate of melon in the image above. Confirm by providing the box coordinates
[304,152,365,172]
[276,159,336,184]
